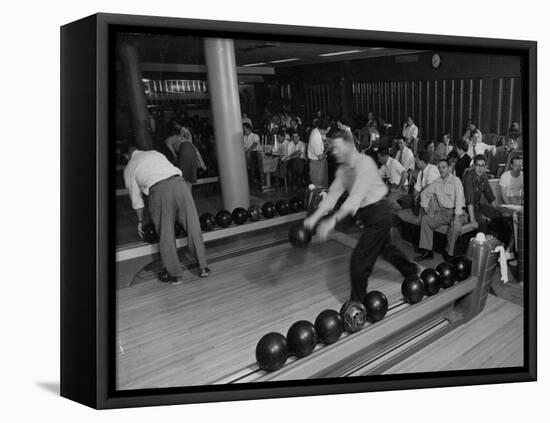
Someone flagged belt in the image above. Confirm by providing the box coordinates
[149,175,180,191]
[358,199,385,211]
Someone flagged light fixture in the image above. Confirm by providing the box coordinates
[269,58,301,64]
[370,47,384,50]
[319,50,364,57]
[241,62,267,67]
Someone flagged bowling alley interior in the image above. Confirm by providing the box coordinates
[114,30,526,390]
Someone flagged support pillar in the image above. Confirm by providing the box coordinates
[203,38,250,210]
[119,44,153,151]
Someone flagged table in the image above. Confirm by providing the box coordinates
[257,152,281,192]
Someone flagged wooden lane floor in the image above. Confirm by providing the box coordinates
[116,235,406,390]
[381,293,523,374]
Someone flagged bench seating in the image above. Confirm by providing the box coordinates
[397,208,477,256]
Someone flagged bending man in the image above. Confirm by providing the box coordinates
[124,147,210,283]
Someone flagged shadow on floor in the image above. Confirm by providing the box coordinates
[36,381,60,396]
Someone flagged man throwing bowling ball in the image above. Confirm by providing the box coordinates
[304,131,418,303]
[124,147,210,283]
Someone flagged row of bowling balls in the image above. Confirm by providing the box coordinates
[255,291,389,372]
[401,257,472,304]
[140,198,305,243]
[200,198,305,232]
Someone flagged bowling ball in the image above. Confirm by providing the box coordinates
[286,320,318,358]
[141,223,158,243]
[451,256,472,281]
[262,202,277,218]
[255,332,289,372]
[199,213,216,231]
[289,197,303,212]
[339,300,367,332]
[436,262,458,289]
[215,210,232,228]
[363,291,389,323]
[248,204,262,221]
[288,222,312,248]
[232,207,248,225]
[402,275,425,304]
[275,200,290,216]
[314,310,344,344]
[420,268,442,296]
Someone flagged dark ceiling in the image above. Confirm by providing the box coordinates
[118,33,424,69]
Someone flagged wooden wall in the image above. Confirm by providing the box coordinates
[351,76,521,142]
[275,51,523,142]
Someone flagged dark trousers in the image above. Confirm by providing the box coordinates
[350,200,417,303]
[149,176,207,277]
[287,158,306,187]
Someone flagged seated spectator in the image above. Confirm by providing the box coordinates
[402,116,419,154]
[462,120,482,143]
[426,140,444,165]
[274,130,289,156]
[467,130,496,160]
[499,156,524,205]
[508,121,522,150]
[414,151,441,198]
[489,137,517,177]
[462,155,496,233]
[435,132,455,158]
[395,137,415,175]
[377,148,408,210]
[454,140,471,179]
[398,151,440,213]
[448,150,459,175]
[284,130,307,190]
[359,119,381,152]
[414,158,467,262]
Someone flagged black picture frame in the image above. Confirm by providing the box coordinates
[60,12,537,409]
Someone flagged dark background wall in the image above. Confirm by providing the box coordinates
[276,51,523,142]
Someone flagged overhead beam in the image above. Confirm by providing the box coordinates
[141,62,275,75]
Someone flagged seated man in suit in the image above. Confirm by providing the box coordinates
[414,158,467,262]
[462,154,497,234]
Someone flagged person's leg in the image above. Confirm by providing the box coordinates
[174,178,208,270]
[349,201,406,302]
[309,160,321,186]
[381,239,418,277]
[446,212,466,256]
[418,213,443,251]
[321,159,329,188]
[349,219,389,303]
[149,182,183,279]
[296,159,306,187]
